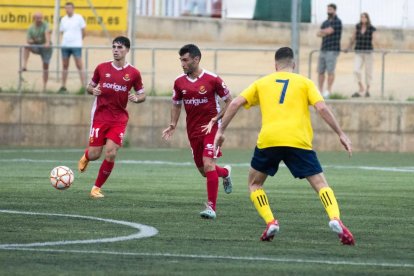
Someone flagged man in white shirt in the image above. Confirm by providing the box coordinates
[59,2,86,93]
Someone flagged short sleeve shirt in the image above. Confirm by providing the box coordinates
[320,16,342,51]
[89,61,144,124]
[172,70,230,139]
[355,24,376,51]
[241,71,323,150]
[60,14,86,47]
[27,22,49,45]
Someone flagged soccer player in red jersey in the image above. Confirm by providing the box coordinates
[162,44,233,219]
[78,36,145,198]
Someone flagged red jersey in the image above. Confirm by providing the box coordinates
[90,61,144,125]
[172,69,230,139]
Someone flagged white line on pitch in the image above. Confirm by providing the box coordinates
[0,158,414,172]
[0,210,158,248]
[0,247,412,269]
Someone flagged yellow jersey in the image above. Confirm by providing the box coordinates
[240,71,323,150]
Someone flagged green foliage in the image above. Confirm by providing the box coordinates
[0,148,413,275]
[406,97,414,102]
[328,92,348,100]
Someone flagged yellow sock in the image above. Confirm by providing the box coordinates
[319,187,340,220]
[250,189,275,224]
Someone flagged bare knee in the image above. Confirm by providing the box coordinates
[105,148,117,162]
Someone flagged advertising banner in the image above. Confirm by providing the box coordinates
[0,0,128,31]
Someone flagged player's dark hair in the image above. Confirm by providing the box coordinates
[275,47,294,61]
[65,2,74,7]
[328,3,337,10]
[179,44,202,59]
[113,36,131,49]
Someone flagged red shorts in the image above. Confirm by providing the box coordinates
[189,129,222,168]
[89,122,126,147]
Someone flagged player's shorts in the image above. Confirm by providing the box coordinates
[189,129,222,168]
[89,122,126,147]
[251,146,323,179]
[61,47,82,59]
[317,51,339,74]
[28,45,53,64]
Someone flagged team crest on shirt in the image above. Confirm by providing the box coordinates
[105,73,111,78]
[123,74,130,81]
[182,90,187,95]
[198,86,207,94]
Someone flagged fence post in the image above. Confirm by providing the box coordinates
[381,51,387,99]
[84,48,89,95]
[151,48,156,95]
[18,46,23,95]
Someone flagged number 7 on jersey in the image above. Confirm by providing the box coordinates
[275,79,289,104]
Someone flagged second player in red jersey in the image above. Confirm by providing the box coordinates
[163,44,233,219]
[78,36,146,198]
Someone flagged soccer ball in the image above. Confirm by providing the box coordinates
[50,166,74,190]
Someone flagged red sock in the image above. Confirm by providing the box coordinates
[206,170,219,211]
[84,149,90,160]
[215,165,229,178]
[94,159,114,188]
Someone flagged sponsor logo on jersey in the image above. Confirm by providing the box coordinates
[102,82,128,92]
[105,73,111,78]
[198,85,207,94]
[183,97,208,106]
[123,74,130,81]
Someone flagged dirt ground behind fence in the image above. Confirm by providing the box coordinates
[0,30,412,100]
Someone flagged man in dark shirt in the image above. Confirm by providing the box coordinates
[317,3,342,99]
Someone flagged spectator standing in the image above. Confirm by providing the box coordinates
[59,2,86,93]
[23,12,53,92]
[317,3,342,99]
[346,12,377,98]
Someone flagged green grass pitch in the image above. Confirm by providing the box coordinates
[0,148,413,275]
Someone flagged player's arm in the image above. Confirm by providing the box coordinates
[162,103,182,140]
[214,96,247,151]
[86,82,101,96]
[202,94,233,134]
[128,89,146,104]
[314,101,352,156]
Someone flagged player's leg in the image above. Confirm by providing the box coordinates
[79,122,106,172]
[208,129,231,193]
[90,125,125,198]
[307,174,355,245]
[248,167,279,241]
[199,156,218,219]
[73,48,85,86]
[249,147,280,241]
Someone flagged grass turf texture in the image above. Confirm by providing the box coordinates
[0,148,413,275]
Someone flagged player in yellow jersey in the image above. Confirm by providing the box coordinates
[214,47,355,245]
